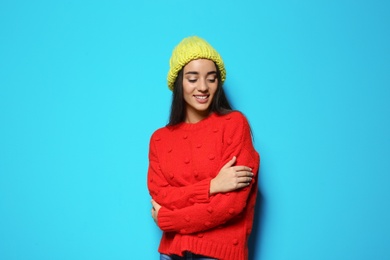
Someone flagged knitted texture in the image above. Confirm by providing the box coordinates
[167,36,226,91]
[147,111,260,260]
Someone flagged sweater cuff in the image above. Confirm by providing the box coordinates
[192,178,211,203]
[158,207,176,232]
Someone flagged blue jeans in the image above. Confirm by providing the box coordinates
[160,251,217,260]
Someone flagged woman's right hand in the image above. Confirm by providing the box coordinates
[210,156,254,195]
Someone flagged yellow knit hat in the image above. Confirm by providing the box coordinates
[167,36,226,91]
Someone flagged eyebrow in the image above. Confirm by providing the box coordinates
[185,71,217,76]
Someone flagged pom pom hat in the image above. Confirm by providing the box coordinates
[167,36,226,91]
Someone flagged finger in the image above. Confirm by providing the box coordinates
[235,170,254,177]
[237,176,253,183]
[237,182,251,189]
[222,156,237,169]
[241,181,251,187]
[233,166,253,172]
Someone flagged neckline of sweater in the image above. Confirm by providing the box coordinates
[175,113,219,131]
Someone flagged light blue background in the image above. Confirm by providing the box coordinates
[1,0,389,259]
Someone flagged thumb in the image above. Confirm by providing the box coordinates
[223,156,236,168]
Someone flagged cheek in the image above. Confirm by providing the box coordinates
[210,84,219,95]
[182,81,194,94]
[182,84,193,102]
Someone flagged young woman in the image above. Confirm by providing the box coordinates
[147,36,260,260]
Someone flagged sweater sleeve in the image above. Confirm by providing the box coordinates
[147,132,211,210]
[156,113,260,234]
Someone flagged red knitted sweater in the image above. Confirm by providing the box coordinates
[147,111,260,260]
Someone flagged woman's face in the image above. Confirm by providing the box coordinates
[182,59,218,123]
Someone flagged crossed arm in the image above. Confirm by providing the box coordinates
[151,155,254,223]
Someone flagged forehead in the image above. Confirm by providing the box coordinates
[183,59,217,72]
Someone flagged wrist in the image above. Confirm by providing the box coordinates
[209,178,217,195]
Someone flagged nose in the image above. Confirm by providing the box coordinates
[197,78,209,92]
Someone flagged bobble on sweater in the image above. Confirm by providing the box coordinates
[193,170,199,178]
[227,138,233,145]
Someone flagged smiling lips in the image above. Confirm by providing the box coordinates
[194,95,209,103]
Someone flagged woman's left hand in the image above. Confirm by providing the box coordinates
[151,199,162,223]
